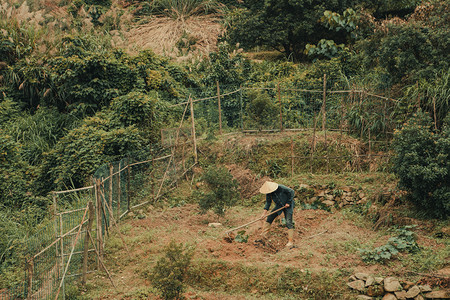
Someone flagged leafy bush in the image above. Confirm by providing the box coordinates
[150,241,195,300]
[359,226,419,263]
[245,89,278,130]
[392,111,450,218]
[196,165,240,217]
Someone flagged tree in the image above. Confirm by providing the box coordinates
[245,89,278,130]
[352,1,450,85]
[224,0,360,60]
[196,165,240,217]
[392,111,450,218]
[150,241,195,300]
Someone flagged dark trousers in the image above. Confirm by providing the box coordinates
[266,208,293,229]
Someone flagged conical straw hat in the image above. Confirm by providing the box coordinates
[260,181,278,194]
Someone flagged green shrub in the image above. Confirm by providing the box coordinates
[359,226,420,263]
[245,89,278,130]
[150,241,195,300]
[392,111,450,218]
[195,165,240,217]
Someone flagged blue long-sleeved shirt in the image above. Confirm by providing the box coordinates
[264,184,295,214]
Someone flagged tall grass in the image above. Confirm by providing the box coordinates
[149,0,222,19]
[5,108,75,165]
[404,69,450,128]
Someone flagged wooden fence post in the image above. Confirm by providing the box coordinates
[311,107,317,174]
[27,259,33,300]
[322,74,327,148]
[109,164,113,230]
[217,81,223,135]
[240,86,244,131]
[117,161,121,220]
[433,96,437,130]
[291,138,294,177]
[127,163,131,212]
[278,82,283,131]
[190,95,198,163]
[59,204,64,298]
[82,201,94,285]
[95,179,103,264]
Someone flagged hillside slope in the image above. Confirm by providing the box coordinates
[80,133,449,300]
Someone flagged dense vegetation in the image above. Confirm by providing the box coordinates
[0,0,448,291]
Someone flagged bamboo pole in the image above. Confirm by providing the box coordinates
[311,98,318,174]
[156,102,189,201]
[87,231,117,289]
[54,204,89,300]
[240,86,244,131]
[99,189,131,258]
[95,179,103,265]
[190,95,198,163]
[278,82,283,131]
[27,259,33,300]
[59,207,64,299]
[322,74,327,135]
[53,185,95,195]
[217,81,223,135]
[322,74,329,173]
[224,205,288,235]
[82,201,94,286]
[127,163,131,212]
[109,164,113,230]
[433,96,437,130]
[99,181,109,237]
[291,138,294,177]
[53,192,59,280]
[117,161,121,220]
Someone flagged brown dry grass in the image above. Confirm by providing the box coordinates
[124,15,223,59]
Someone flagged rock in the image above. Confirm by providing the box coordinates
[402,280,415,290]
[359,192,365,199]
[414,295,424,300]
[208,223,222,227]
[309,197,318,202]
[367,285,385,297]
[317,191,326,197]
[405,286,420,298]
[299,184,310,189]
[349,275,357,281]
[375,277,384,284]
[356,295,373,300]
[355,273,370,281]
[326,195,334,201]
[423,290,450,299]
[365,276,375,287]
[384,277,403,292]
[419,285,432,293]
[394,290,407,300]
[322,200,335,206]
[342,186,353,192]
[382,293,398,300]
[347,280,366,292]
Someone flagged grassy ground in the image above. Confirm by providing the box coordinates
[72,133,449,299]
[77,173,448,299]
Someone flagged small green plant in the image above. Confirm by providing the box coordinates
[234,230,248,243]
[195,165,240,217]
[150,240,195,300]
[359,226,419,263]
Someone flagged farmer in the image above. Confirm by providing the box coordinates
[259,181,295,247]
